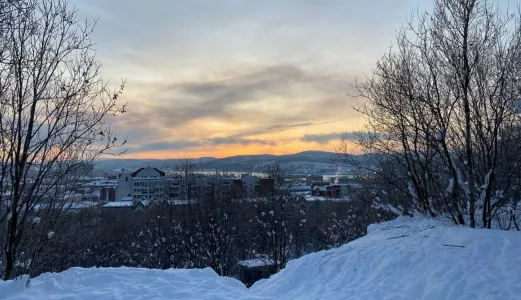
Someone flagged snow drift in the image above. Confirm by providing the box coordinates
[251,217,521,299]
[2,217,520,300]
[1,268,264,300]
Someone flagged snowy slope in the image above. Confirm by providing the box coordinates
[251,217,521,300]
[2,217,520,300]
[1,268,268,300]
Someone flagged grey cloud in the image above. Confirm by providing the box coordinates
[139,64,348,129]
[132,136,276,153]
[138,140,204,152]
[232,122,327,138]
[151,65,309,125]
[266,122,327,131]
[106,109,171,146]
[303,95,354,112]
[300,132,357,143]
[209,137,276,146]
[113,64,354,150]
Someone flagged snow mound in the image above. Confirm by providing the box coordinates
[251,216,521,299]
[1,267,266,300]
[2,217,520,300]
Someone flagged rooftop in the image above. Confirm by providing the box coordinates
[103,201,134,208]
[131,167,166,177]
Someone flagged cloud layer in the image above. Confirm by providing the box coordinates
[69,0,446,158]
[111,64,360,156]
[300,132,357,144]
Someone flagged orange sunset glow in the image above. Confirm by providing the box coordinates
[71,0,433,159]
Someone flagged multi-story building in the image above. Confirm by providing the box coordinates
[167,178,182,199]
[100,186,116,202]
[115,166,166,201]
[131,167,166,201]
[115,173,133,201]
[115,168,281,202]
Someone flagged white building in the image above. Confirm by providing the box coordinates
[116,173,133,201]
[115,167,166,201]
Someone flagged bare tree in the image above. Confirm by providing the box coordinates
[173,157,200,200]
[252,194,296,272]
[264,159,292,190]
[344,0,521,228]
[174,180,243,276]
[251,160,297,272]
[0,0,126,279]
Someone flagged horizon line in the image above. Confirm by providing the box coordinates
[101,149,342,160]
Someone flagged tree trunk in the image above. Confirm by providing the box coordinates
[5,188,20,280]
[461,2,476,228]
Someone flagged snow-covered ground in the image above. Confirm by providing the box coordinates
[1,268,265,300]
[252,217,521,299]
[2,217,520,300]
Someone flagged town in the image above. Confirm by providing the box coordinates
[66,164,364,218]
[3,161,387,287]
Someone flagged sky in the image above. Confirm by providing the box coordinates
[70,0,437,159]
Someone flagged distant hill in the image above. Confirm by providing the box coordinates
[95,150,364,175]
[94,157,215,173]
[200,151,342,174]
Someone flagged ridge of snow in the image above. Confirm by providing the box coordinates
[251,216,521,299]
[1,268,264,300]
[2,217,520,300]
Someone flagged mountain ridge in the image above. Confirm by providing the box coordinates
[95,150,356,175]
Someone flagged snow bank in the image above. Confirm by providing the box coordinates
[251,216,521,300]
[2,217,520,300]
[1,267,265,300]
